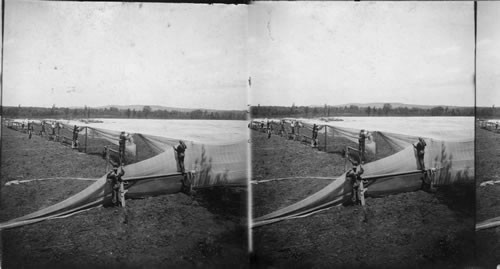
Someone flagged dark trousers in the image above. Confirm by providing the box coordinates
[358,142,365,161]
[178,155,185,173]
[119,145,126,164]
[418,152,425,170]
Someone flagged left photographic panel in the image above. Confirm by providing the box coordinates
[0,1,249,268]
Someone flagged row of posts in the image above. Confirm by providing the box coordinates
[8,121,90,153]
[257,121,332,152]
[258,121,367,173]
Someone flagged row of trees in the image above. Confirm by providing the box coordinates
[477,106,500,118]
[251,103,474,118]
[2,105,247,120]
[3,103,478,120]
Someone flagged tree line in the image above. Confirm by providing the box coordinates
[476,106,500,118]
[1,105,247,120]
[251,103,474,118]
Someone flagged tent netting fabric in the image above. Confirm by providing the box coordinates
[476,119,500,230]
[1,121,247,229]
[252,117,473,227]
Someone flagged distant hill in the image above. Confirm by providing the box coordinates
[328,102,471,109]
[91,105,243,113]
[251,102,474,118]
[2,104,247,120]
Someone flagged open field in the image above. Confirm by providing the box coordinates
[1,127,247,269]
[476,126,500,268]
[251,129,474,268]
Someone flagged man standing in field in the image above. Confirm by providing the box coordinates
[173,140,187,174]
[56,122,63,136]
[28,121,34,139]
[72,125,80,149]
[40,121,46,137]
[358,129,367,162]
[347,159,365,205]
[51,122,56,136]
[118,131,129,164]
[107,165,125,207]
[312,124,319,147]
[413,137,427,170]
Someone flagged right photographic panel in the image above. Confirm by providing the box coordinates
[249,1,475,268]
[476,1,500,268]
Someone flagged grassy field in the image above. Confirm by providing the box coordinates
[251,129,475,268]
[476,126,500,268]
[0,127,247,269]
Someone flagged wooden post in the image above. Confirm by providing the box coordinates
[359,180,366,206]
[324,125,327,152]
[105,146,109,173]
[344,146,348,172]
[119,181,126,207]
[85,127,88,153]
[360,179,368,222]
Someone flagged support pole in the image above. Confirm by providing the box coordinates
[344,146,348,172]
[324,125,327,152]
[119,181,126,207]
[85,127,88,153]
[105,146,109,173]
[360,179,368,222]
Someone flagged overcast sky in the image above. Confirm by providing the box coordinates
[477,1,500,107]
[3,1,248,110]
[249,2,475,107]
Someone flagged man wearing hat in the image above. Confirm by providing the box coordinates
[174,140,187,174]
[107,165,125,206]
[346,158,365,205]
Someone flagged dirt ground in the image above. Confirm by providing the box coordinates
[0,127,248,269]
[251,129,475,268]
[476,126,500,268]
